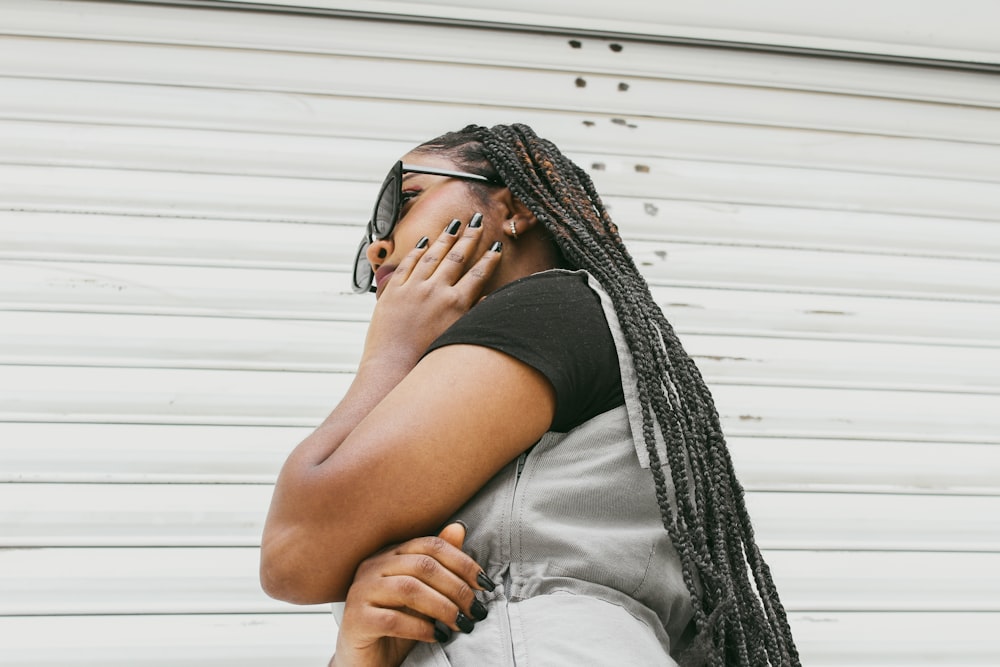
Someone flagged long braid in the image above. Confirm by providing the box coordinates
[417,123,799,666]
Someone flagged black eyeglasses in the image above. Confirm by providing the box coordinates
[351,160,501,293]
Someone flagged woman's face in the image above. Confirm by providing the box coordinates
[365,151,503,298]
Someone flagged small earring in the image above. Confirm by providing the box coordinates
[509,220,518,240]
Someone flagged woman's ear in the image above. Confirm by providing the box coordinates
[493,188,538,239]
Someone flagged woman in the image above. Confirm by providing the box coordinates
[261,124,799,666]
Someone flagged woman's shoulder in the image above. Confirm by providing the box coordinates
[430,269,624,433]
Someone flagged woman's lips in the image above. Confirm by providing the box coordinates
[374,266,395,295]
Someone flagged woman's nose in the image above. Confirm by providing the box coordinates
[366,237,392,270]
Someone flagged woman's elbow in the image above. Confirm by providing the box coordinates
[259,529,350,604]
[259,552,305,604]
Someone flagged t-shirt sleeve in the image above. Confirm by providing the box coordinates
[424,271,624,432]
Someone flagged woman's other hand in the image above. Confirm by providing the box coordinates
[330,523,491,667]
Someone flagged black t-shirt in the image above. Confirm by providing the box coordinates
[425,271,625,433]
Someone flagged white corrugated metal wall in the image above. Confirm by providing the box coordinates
[2,0,999,664]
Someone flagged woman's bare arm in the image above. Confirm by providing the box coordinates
[261,343,555,603]
[260,218,556,603]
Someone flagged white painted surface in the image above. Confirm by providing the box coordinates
[196,0,1000,66]
[2,1,998,664]
[0,614,335,666]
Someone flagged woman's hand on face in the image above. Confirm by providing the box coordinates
[330,523,492,667]
[361,213,502,366]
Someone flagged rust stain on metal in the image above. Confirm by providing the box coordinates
[582,120,595,127]
[591,162,606,171]
[634,164,650,173]
[738,415,762,421]
[575,77,587,88]
[568,39,582,48]
[609,43,623,52]
[618,82,630,91]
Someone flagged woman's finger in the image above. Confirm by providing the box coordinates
[422,212,486,287]
[342,599,440,644]
[452,238,503,301]
[358,555,478,630]
[354,523,490,629]
[348,569,467,634]
[384,233,432,290]
[391,532,490,595]
[406,216,469,284]
[437,522,467,550]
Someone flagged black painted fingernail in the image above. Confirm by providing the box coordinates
[456,612,475,634]
[489,241,502,253]
[416,236,429,249]
[477,571,496,592]
[377,248,387,259]
[434,621,452,643]
[468,212,483,228]
[445,219,461,235]
[470,598,488,621]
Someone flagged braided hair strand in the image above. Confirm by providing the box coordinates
[414,123,800,667]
